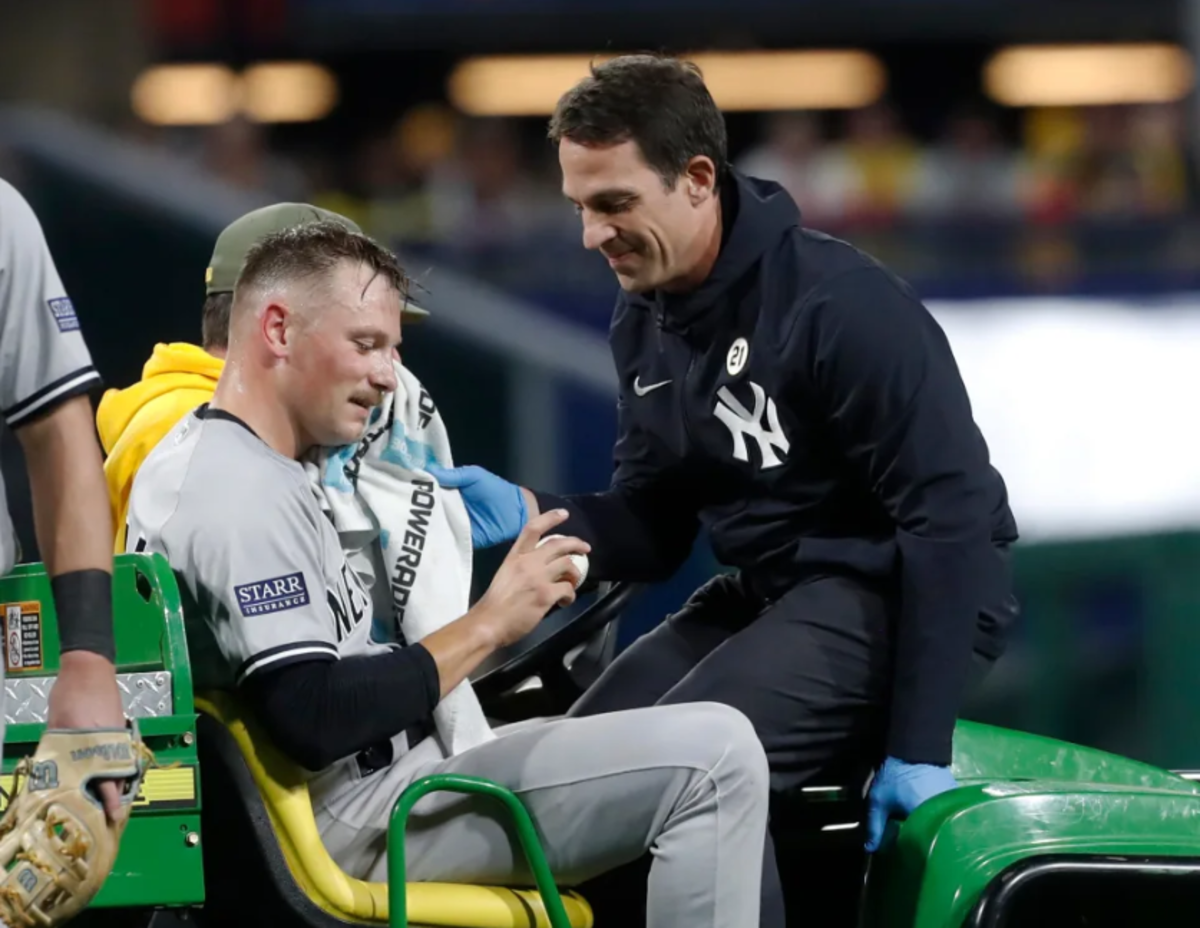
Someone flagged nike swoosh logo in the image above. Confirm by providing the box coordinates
[633,376,672,397]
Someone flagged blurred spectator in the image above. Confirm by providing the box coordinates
[1074,107,1152,216]
[420,117,562,252]
[1025,105,1193,222]
[831,101,923,225]
[1127,103,1194,215]
[909,105,1026,221]
[313,102,460,246]
[198,115,308,201]
[1021,107,1085,224]
[736,112,859,228]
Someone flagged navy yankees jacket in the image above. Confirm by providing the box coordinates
[534,167,1019,765]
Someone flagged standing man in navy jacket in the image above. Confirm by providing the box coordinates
[430,51,1019,898]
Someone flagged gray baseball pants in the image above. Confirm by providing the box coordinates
[311,701,769,928]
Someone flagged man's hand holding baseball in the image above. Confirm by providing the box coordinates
[475,509,591,647]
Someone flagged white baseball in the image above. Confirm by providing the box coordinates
[536,534,589,589]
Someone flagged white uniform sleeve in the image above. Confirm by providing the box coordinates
[166,478,341,685]
[0,179,101,427]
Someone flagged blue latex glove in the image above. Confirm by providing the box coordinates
[425,464,528,548]
[864,756,958,853]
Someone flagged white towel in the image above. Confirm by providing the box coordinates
[303,360,496,756]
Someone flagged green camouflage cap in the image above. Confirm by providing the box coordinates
[204,203,429,320]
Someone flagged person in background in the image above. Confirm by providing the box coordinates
[0,177,129,816]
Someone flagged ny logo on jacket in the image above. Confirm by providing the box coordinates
[603,167,1017,604]
[713,383,789,469]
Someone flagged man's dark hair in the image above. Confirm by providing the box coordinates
[200,292,232,352]
[548,54,728,188]
[234,220,410,310]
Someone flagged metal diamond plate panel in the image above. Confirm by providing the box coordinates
[3,671,173,724]
[4,677,52,725]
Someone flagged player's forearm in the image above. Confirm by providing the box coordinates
[241,646,442,771]
[18,394,113,577]
[416,606,505,698]
[17,395,116,662]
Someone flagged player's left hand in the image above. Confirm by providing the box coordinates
[864,756,957,852]
[47,651,129,824]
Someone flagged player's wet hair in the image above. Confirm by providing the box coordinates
[548,53,729,189]
[232,220,410,316]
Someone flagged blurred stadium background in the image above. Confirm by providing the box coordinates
[3,0,1200,768]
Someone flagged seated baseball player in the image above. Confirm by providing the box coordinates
[123,220,771,928]
[97,202,397,553]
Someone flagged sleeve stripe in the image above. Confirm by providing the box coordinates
[5,367,101,427]
[235,641,339,683]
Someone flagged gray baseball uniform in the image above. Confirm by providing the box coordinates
[0,179,103,745]
[0,180,102,577]
[126,405,770,928]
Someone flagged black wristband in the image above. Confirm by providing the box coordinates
[51,569,116,663]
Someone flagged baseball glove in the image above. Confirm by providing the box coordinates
[0,722,152,927]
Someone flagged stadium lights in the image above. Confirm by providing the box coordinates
[131,64,239,126]
[241,62,339,123]
[447,50,887,117]
[984,43,1195,107]
[131,62,338,126]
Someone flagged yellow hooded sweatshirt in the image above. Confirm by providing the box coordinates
[96,342,224,552]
